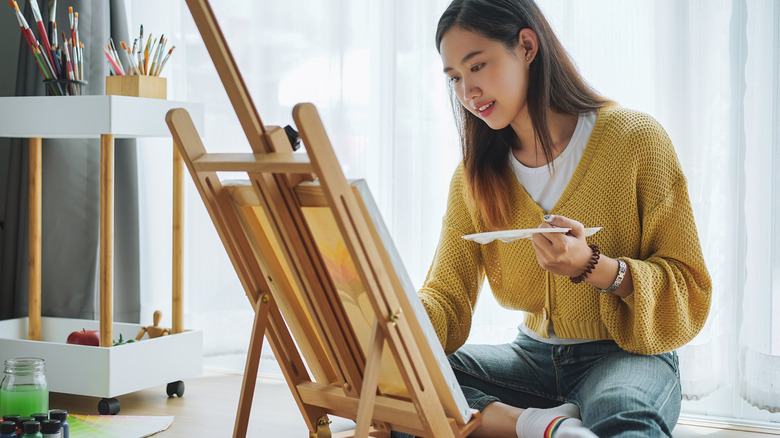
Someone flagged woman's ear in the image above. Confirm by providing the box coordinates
[518,28,539,62]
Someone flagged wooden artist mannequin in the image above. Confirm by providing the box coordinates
[136,310,171,340]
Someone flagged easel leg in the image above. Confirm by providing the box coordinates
[233,293,272,438]
[355,321,384,437]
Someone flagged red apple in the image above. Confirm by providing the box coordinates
[66,329,100,346]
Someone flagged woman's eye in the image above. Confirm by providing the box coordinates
[471,63,484,72]
[449,75,460,84]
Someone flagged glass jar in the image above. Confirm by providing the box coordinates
[0,358,49,417]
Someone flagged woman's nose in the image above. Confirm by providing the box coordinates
[460,79,480,103]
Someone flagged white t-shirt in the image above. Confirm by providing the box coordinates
[509,111,598,345]
[509,111,597,212]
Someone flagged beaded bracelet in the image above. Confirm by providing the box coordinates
[570,244,600,284]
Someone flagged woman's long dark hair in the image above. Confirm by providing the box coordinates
[436,0,612,229]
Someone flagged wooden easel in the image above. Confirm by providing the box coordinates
[166,1,482,436]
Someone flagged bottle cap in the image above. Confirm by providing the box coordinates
[1,415,20,425]
[32,413,48,424]
[41,419,61,433]
[19,417,34,425]
[48,410,68,423]
[0,421,17,434]
[22,420,40,433]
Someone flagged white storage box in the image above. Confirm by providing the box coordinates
[0,317,202,398]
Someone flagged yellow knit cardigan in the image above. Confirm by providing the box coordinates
[419,106,712,355]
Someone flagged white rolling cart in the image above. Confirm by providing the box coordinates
[0,95,204,414]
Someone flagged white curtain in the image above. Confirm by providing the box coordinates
[739,0,780,416]
[126,0,780,425]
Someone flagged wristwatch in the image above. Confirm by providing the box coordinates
[598,259,627,294]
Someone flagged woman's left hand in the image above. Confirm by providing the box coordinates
[531,214,593,277]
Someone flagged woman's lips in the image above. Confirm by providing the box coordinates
[477,100,495,117]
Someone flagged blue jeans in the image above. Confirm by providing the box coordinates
[393,331,680,437]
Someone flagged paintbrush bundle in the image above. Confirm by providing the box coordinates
[104,25,175,77]
[7,0,86,95]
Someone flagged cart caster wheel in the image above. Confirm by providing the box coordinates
[98,397,121,415]
[166,380,185,398]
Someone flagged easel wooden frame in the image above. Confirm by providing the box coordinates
[167,1,482,436]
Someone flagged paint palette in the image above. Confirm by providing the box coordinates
[68,414,174,437]
[462,227,603,244]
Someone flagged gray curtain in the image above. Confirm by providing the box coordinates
[0,0,139,323]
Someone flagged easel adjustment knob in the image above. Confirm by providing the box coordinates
[309,416,332,438]
[284,125,301,151]
[389,309,402,325]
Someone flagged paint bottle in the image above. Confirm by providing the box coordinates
[19,417,34,433]
[1,416,19,435]
[20,420,42,438]
[32,414,48,425]
[47,410,69,438]
[0,421,17,438]
[40,419,61,438]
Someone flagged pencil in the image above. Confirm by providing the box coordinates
[32,47,51,79]
[38,45,64,94]
[33,47,60,95]
[37,42,58,81]
[32,49,49,79]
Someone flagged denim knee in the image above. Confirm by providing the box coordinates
[575,351,681,437]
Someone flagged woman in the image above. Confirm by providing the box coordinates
[417,0,712,436]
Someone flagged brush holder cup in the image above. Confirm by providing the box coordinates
[43,79,87,96]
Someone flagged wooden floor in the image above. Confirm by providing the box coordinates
[49,368,780,437]
[49,369,355,437]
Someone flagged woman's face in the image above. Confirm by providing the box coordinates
[440,26,531,130]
